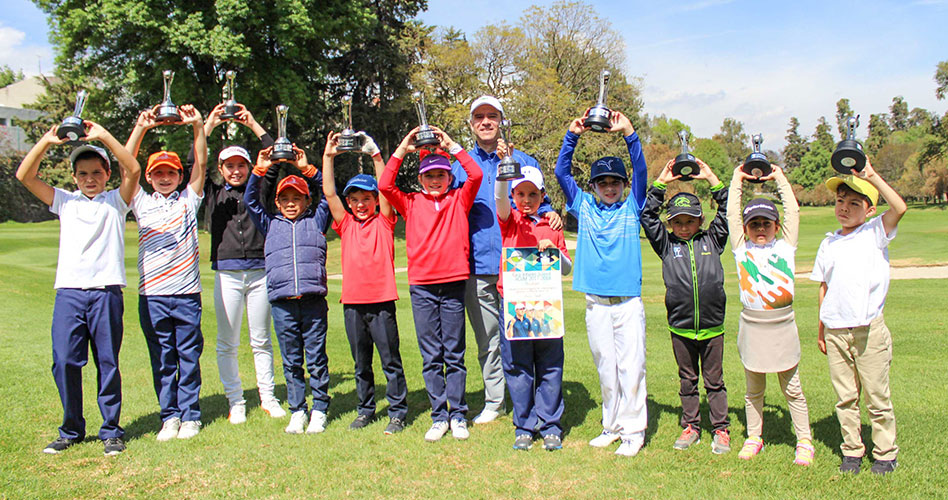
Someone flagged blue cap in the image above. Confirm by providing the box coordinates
[589,156,628,183]
[343,174,378,196]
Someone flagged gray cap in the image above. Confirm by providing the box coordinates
[69,144,110,169]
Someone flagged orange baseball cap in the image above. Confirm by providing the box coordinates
[277,175,310,197]
[146,151,183,174]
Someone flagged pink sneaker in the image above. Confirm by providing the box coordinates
[794,439,815,466]
[738,436,763,460]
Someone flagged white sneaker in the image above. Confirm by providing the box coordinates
[615,432,645,457]
[261,399,287,418]
[306,410,327,434]
[286,411,307,434]
[176,420,201,440]
[156,417,180,441]
[473,409,500,424]
[450,418,470,440]
[228,404,247,425]
[424,421,450,442]
[589,430,620,448]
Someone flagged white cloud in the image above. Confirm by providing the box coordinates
[0,24,54,76]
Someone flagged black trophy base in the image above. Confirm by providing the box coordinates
[831,140,866,174]
[155,104,181,123]
[57,120,86,143]
[496,159,523,181]
[672,154,698,181]
[270,142,296,162]
[414,128,440,148]
[742,157,772,184]
[220,102,240,121]
[584,106,612,133]
[336,131,362,152]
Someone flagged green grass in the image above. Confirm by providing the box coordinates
[0,205,946,499]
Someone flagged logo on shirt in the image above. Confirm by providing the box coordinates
[673,246,683,258]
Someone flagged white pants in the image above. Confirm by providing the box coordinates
[585,295,647,436]
[214,269,277,406]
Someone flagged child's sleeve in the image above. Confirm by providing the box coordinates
[555,230,572,276]
[449,158,469,191]
[554,131,582,213]
[809,240,828,282]
[379,155,410,217]
[48,188,67,215]
[455,149,483,210]
[625,132,647,215]
[640,183,670,256]
[727,169,745,252]
[244,172,271,235]
[706,184,730,253]
[775,173,799,248]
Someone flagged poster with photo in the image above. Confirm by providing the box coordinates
[501,247,565,340]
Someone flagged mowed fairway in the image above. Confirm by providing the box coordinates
[0,205,946,499]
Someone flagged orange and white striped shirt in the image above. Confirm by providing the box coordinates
[131,186,204,295]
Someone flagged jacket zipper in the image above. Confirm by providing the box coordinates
[291,220,299,295]
[688,239,699,337]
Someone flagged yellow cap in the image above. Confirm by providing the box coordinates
[825,175,879,206]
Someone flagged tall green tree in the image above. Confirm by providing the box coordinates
[835,98,853,140]
[645,115,691,148]
[783,116,808,173]
[936,60,948,100]
[0,65,24,88]
[813,117,835,152]
[889,96,909,131]
[712,117,750,166]
[866,113,891,156]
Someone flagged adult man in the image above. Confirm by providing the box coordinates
[451,96,561,424]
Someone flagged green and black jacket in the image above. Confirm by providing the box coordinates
[642,182,729,340]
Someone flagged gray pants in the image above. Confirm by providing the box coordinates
[465,275,505,412]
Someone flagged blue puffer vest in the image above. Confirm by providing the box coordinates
[263,211,328,302]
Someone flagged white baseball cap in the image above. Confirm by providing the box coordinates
[511,166,544,191]
[69,144,110,169]
[469,95,504,116]
[218,145,252,163]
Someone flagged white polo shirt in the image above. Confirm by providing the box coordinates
[810,216,896,329]
[50,188,130,289]
[131,185,204,296]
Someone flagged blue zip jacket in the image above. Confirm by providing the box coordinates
[451,143,552,276]
[245,171,330,302]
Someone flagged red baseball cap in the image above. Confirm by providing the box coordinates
[146,151,183,174]
[277,175,310,197]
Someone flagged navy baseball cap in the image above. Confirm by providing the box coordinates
[742,198,779,223]
[667,192,702,218]
[589,156,628,183]
[343,174,378,196]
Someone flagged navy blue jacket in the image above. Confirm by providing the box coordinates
[245,171,330,302]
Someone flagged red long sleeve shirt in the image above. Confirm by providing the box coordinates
[379,149,482,285]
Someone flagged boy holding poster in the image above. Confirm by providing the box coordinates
[496,165,572,451]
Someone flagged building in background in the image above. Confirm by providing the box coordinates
[0,76,52,153]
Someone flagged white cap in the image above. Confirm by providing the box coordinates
[515,302,525,310]
[511,166,544,192]
[469,95,504,116]
[218,145,252,163]
[69,144,110,169]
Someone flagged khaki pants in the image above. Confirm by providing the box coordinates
[825,314,898,460]
[744,365,811,441]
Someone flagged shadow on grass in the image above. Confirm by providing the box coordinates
[562,380,597,437]
[812,412,875,460]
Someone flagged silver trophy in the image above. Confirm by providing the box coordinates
[584,69,612,132]
[57,90,88,142]
[270,105,296,162]
[832,115,866,174]
[672,130,698,180]
[496,118,522,180]
[412,92,440,147]
[220,71,240,121]
[155,70,181,123]
[741,134,772,183]
[336,95,361,152]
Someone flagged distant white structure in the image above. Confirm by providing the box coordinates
[0,76,55,153]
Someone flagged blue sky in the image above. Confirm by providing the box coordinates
[3,0,947,148]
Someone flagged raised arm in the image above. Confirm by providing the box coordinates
[430,126,482,209]
[770,166,798,247]
[641,163,674,257]
[321,132,348,223]
[15,127,65,206]
[858,158,906,235]
[244,148,273,234]
[727,166,748,251]
[554,118,588,211]
[85,121,141,204]
[125,106,160,159]
[356,131,392,221]
[610,111,647,214]
[379,127,420,216]
[495,178,511,222]
[179,105,208,194]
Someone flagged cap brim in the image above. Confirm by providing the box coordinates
[743,209,778,221]
[668,208,703,218]
[147,160,183,173]
[343,183,378,195]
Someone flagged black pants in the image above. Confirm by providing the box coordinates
[343,301,407,420]
[670,332,729,431]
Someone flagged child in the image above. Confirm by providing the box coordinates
[554,110,647,457]
[495,165,572,451]
[378,126,482,442]
[201,103,286,423]
[125,105,208,441]
[810,160,907,475]
[727,165,813,465]
[245,146,332,435]
[642,159,730,454]
[322,130,408,435]
[16,122,140,456]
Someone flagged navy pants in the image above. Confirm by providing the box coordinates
[139,293,204,422]
[409,281,468,422]
[343,301,408,420]
[271,295,330,413]
[51,287,124,440]
[499,308,564,437]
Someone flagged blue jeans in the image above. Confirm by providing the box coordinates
[271,295,330,413]
[139,293,204,422]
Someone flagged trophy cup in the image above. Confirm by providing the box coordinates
[270,105,296,162]
[583,69,612,132]
[412,92,441,147]
[831,115,866,174]
[57,90,88,142]
[741,134,772,183]
[336,95,362,152]
[155,70,182,123]
[496,118,523,181]
[220,70,240,121]
[672,130,699,181]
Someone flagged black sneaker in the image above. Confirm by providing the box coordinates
[43,437,80,454]
[349,414,374,430]
[384,417,405,435]
[870,459,898,475]
[103,437,125,456]
[839,455,862,474]
[543,434,563,451]
[513,434,533,451]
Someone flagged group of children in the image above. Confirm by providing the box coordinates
[17,95,906,476]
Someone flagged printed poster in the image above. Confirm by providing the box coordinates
[501,247,565,340]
